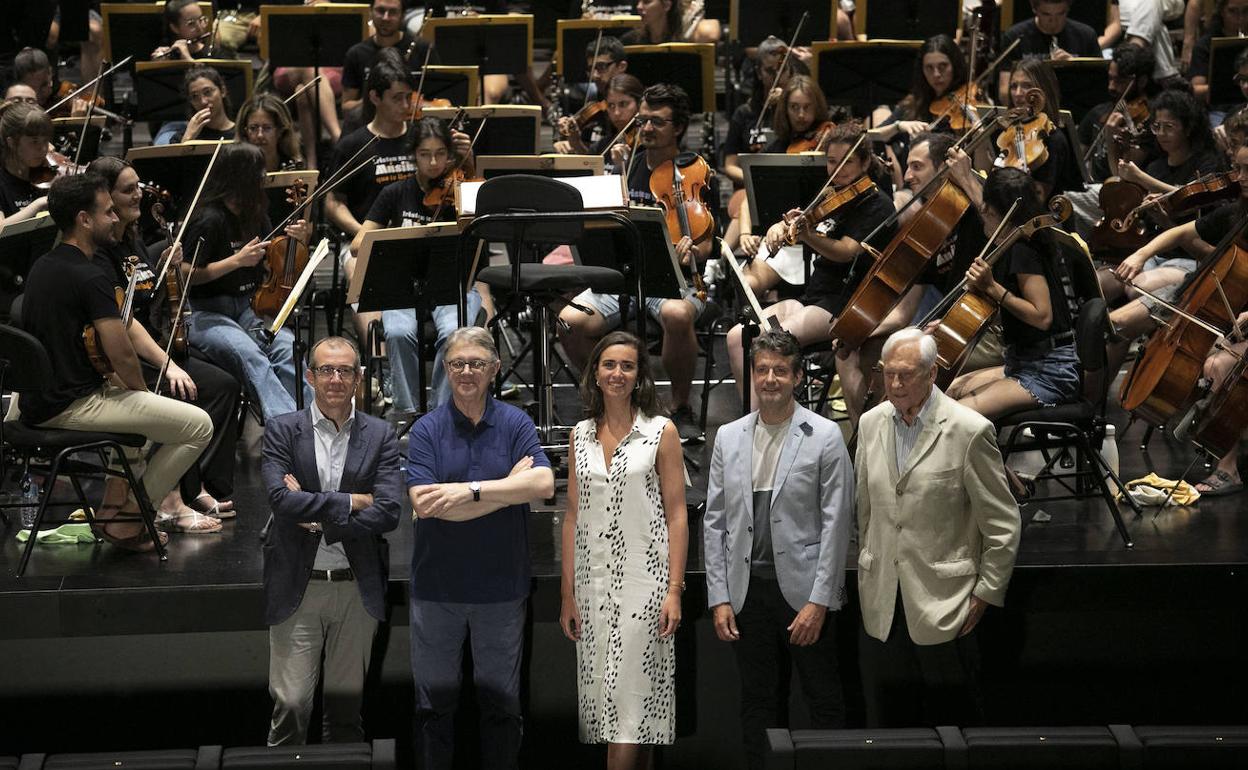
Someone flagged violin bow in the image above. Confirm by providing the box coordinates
[750,12,809,138]
[763,131,867,260]
[431,116,488,220]
[48,56,133,115]
[153,138,226,285]
[601,114,638,159]
[283,75,323,107]
[1083,81,1136,167]
[71,59,109,169]
[154,237,204,394]
[264,144,382,241]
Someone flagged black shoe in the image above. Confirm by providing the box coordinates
[671,406,703,444]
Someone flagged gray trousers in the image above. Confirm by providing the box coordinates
[268,580,379,746]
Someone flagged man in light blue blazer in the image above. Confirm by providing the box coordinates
[703,330,855,770]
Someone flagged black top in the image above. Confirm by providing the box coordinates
[1015,125,1083,196]
[18,243,119,425]
[722,102,761,162]
[1001,17,1102,67]
[197,125,236,142]
[185,202,271,300]
[1078,102,1164,181]
[1194,200,1243,245]
[625,148,661,207]
[329,125,417,223]
[992,238,1072,350]
[365,176,454,228]
[918,206,988,294]
[342,34,431,94]
[0,167,38,217]
[800,186,897,314]
[1145,148,1226,223]
[98,231,161,340]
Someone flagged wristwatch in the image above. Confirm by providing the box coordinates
[469,481,481,502]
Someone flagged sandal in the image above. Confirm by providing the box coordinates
[1195,470,1244,497]
[157,511,223,534]
[191,493,236,520]
[91,514,169,552]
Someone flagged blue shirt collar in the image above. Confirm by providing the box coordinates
[449,394,496,430]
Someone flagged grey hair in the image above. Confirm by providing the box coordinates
[444,326,498,361]
[881,327,938,369]
[758,36,786,59]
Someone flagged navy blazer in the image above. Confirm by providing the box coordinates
[260,408,402,626]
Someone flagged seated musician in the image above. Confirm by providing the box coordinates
[1188,0,1248,114]
[348,116,480,412]
[943,167,1080,419]
[554,37,630,155]
[341,0,429,117]
[2,84,39,106]
[268,1,344,167]
[724,122,898,424]
[1078,44,1162,183]
[1114,89,1225,203]
[151,0,218,61]
[622,0,716,45]
[998,56,1083,198]
[13,174,212,551]
[557,74,643,161]
[721,36,801,197]
[325,49,417,345]
[10,47,54,112]
[1103,143,1248,382]
[89,156,242,530]
[997,0,1102,103]
[1193,310,1248,497]
[0,100,50,226]
[153,66,237,145]
[184,143,312,420]
[1217,104,1248,161]
[871,35,977,147]
[559,83,713,442]
[237,94,305,173]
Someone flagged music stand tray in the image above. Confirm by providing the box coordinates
[259,4,369,65]
[1049,57,1110,126]
[421,105,543,156]
[556,17,642,85]
[740,153,833,235]
[622,43,716,114]
[475,155,605,180]
[415,65,480,107]
[100,2,215,66]
[730,0,832,47]
[133,59,253,124]
[0,214,58,321]
[265,170,321,229]
[1209,37,1248,107]
[125,141,223,221]
[421,15,534,77]
[812,40,922,119]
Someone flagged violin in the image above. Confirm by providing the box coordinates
[928,82,989,132]
[83,266,139,376]
[995,88,1054,173]
[252,180,310,319]
[565,100,607,135]
[29,151,79,191]
[407,38,452,119]
[1089,178,1149,264]
[1109,171,1241,243]
[424,167,466,212]
[650,154,715,301]
[786,121,836,154]
[149,201,190,360]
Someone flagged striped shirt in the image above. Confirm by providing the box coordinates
[892,388,936,474]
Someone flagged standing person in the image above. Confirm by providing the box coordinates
[856,328,1021,727]
[405,327,555,770]
[261,336,402,746]
[702,330,854,770]
[559,331,688,769]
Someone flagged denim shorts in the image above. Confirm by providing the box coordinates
[1003,342,1080,407]
[1136,255,1197,314]
[571,287,707,328]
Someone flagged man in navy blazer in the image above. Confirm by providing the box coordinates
[703,330,855,770]
[261,336,402,746]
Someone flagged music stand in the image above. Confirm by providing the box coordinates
[421,105,543,156]
[1209,37,1248,107]
[857,0,958,40]
[133,59,253,124]
[1050,57,1110,126]
[622,43,717,114]
[265,171,320,231]
[125,141,221,222]
[421,15,534,77]
[348,223,462,415]
[413,65,480,107]
[476,155,604,180]
[739,153,831,235]
[812,41,921,120]
[51,116,104,164]
[729,0,833,47]
[556,17,642,85]
[0,214,57,323]
[100,2,215,67]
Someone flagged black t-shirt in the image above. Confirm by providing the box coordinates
[330,125,417,223]
[722,102,762,163]
[1078,102,1164,182]
[1001,17,1102,67]
[19,243,119,425]
[197,125,236,142]
[918,205,988,294]
[1189,33,1214,85]
[98,232,161,339]
[625,148,660,207]
[1145,148,1226,223]
[1194,200,1243,246]
[185,202,271,300]
[1022,125,1083,195]
[365,176,454,227]
[801,187,897,314]
[992,238,1072,349]
[0,167,38,217]
[342,35,431,93]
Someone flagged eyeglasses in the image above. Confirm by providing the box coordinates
[447,359,493,373]
[1150,120,1180,135]
[245,123,275,134]
[636,115,673,127]
[311,365,358,380]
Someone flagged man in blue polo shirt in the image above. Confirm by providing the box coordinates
[406,326,554,770]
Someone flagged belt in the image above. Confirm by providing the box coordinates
[309,568,355,582]
[1017,331,1075,355]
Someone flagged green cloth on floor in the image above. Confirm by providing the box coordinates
[15,522,96,544]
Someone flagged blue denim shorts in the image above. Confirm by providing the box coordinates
[571,287,707,328]
[1003,342,1080,407]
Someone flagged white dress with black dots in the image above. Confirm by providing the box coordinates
[572,412,675,745]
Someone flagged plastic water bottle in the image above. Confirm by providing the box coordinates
[19,472,40,530]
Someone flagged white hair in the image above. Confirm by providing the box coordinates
[444,326,499,361]
[881,327,937,369]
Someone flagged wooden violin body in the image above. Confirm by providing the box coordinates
[651,155,716,246]
[831,178,970,352]
[1166,172,1241,218]
[786,121,836,154]
[929,83,988,131]
[252,180,310,319]
[996,88,1054,172]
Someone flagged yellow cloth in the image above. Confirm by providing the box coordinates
[1117,473,1201,507]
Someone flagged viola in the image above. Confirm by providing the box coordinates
[566,99,607,134]
[928,82,989,132]
[795,174,875,235]
[1162,171,1241,218]
[83,266,139,376]
[1089,178,1149,264]
[995,88,1054,173]
[29,151,78,191]
[424,167,466,212]
[650,154,715,300]
[786,121,836,154]
[252,180,310,319]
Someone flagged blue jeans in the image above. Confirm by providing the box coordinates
[188,295,311,421]
[410,596,526,770]
[382,288,482,412]
[153,121,187,145]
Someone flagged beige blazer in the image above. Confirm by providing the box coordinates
[855,388,1021,646]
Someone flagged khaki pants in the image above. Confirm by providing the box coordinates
[36,384,213,503]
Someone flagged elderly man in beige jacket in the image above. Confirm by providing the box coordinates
[855,328,1021,727]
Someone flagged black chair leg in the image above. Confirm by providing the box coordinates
[15,452,65,577]
[1081,435,1134,548]
[698,333,714,433]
